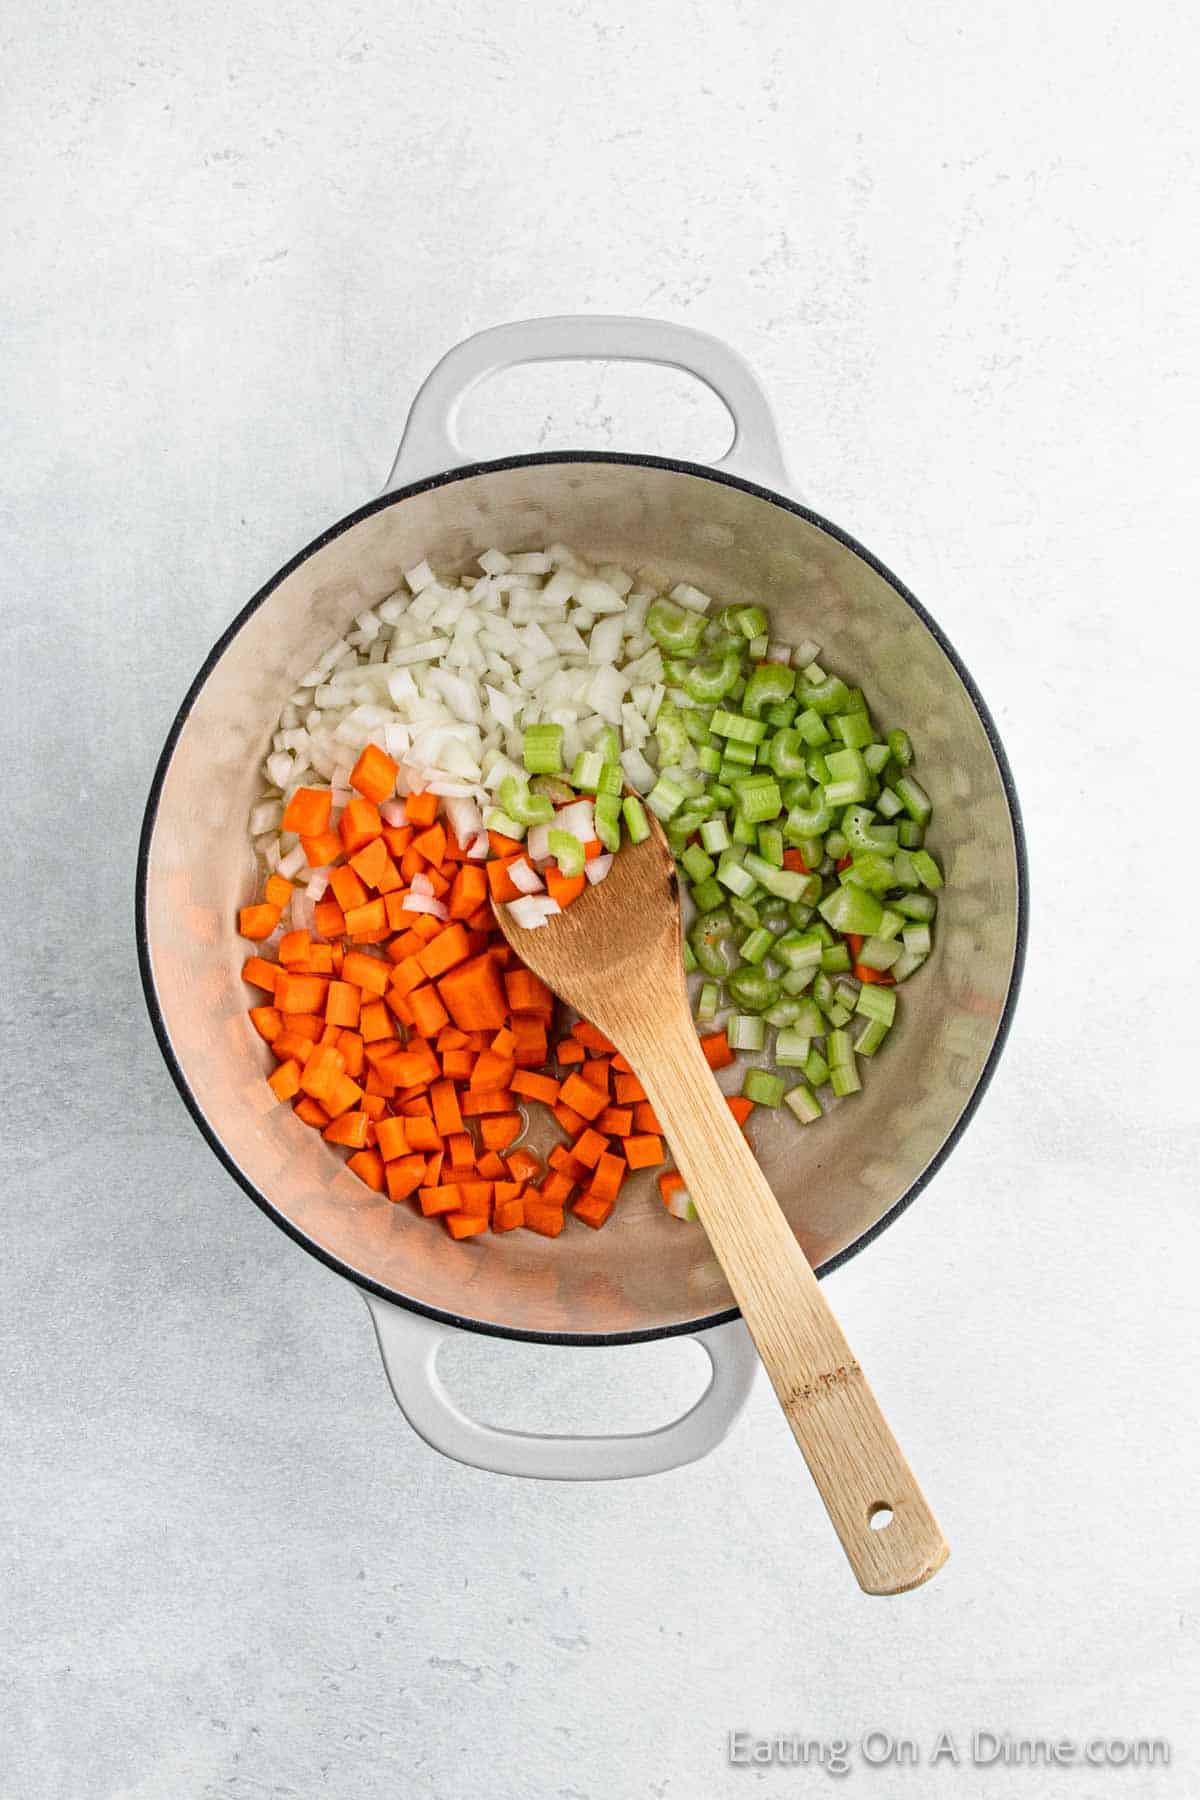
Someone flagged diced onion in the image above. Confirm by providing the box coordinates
[508,860,545,895]
[585,853,613,884]
[400,892,447,919]
[507,895,562,930]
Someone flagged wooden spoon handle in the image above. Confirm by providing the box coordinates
[625,1009,949,1595]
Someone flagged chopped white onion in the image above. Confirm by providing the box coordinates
[380,799,408,826]
[400,892,448,919]
[585,853,613,884]
[411,872,434,896]
[466,831,490,860]
[507,895,562,930]
[508,859,545,895]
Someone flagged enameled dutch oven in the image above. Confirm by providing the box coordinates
[138,317,1027,1481]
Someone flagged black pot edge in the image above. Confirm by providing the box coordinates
[135,450,1029,1348]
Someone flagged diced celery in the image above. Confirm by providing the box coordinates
[622,795,650,843]
[728,1013,767,1052]
[743,1068,785,1106]
[522,723,564,775]
[784,1082,823,1124]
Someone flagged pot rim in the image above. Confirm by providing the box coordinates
[136,450,1029,1346]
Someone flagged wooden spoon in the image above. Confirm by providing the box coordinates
[495,814,948,1594]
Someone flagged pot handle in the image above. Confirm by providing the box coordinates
[385,315,793,494]
[363,1293,758,1481]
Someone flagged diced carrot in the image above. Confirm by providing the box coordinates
[541,1170,575,1206]
[313,897,347,937]
[446,1132,475,1169]
[323,1111,369,1150]
[480,1113,521,1152]
[782,848,809,873]
[486,856,525,904]
[504,969,555,1017]
[294,1096,330,1129]
[581,1059,610,1094]
[274,972,329,1014]
[459,1087,513,1116]
[558,1072,607,1121]
[430,1079,465,1137]
[471,1050,516,1090]
[374,1116,410,1161]
[555,1038,585,1065]
[598,1106,633,1136]
[339,797,384,855]
[344,898,388,937]
[658,1170,685,1205]
[276,929,311,968]
[443,1212,485,1240]
[359,1092,387,1121]
[421,1150,445,1189]
[492,1194,525,1233]
[855,963,896,986]
[408,984,450,1038]
[417,923,470,980]
[336,950,387,995]
[405,791,440,828]
[545,868,586,909]
[610,1053,634,1073]
[447,863,488,920]
[582,839,604,860]
[590,1152,626,1202]
[249,1005,282,1043]
[624,1133,664,1169]
[272,1030,316,1064]
[337,1031,364,1078]
[457,1179,493,1216]
[385,1153,427,1202]
[523,1201,566,1237]
[572,1021,617,1055]
[475,1150,507,1179]
[404,1116,443,1153]
[348,835,390,889]
[381,824,414,858]
[281,787,333,836]
[437,953,508,1031]
[359,1000,393,1044]
[264,874,292,910]
[389,954,428,997]
[727,1094,755,1126]
[700,1029,736,1071]
[241,955,279,993]
[573,1193,614,1230]
[301,831,343,869]
[505,1147,542,1184]
[440,1049,475,1080]
[349,743,398,805]
[323,1074,364,1119]
[487,828,524,857]
[348,1148,385,1191]
[267,1059,301,1102]
[399,1095,433,1117]
[571,1128,608,1168]
[325,981,361,1029]
[613,1071,646,1104]
[308,944,335,974]
[386,1041,441,1089]
[510,1018,548,1068]
[467,904,494,933]
[238,903,280,941]
[328,866,368,915]
[634,1100,663,1134]
[420,1183,462,1217]
[510,1058,557,1101]
[411,821,447,867]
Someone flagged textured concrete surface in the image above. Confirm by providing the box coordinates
[3,3,1199,1797]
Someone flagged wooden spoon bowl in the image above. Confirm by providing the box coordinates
[495,813,949,1595]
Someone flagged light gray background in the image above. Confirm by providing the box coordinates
[3,3,1198,1797]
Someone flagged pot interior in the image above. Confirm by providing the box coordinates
[142,457,1022,1340]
